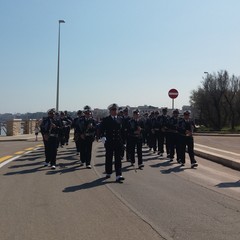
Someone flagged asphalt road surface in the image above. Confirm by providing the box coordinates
[0,139,239,240]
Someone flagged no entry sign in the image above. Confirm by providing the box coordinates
[168,89,179,99]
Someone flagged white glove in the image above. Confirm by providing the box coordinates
[100,137,106,144]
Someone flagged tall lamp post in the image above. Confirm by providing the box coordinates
[56,19,65,112]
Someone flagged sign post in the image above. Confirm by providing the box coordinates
[168,88,179,109]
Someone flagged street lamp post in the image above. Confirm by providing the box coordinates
[204,71,209,76]
[203,71,209,80]
[56,19,65,112]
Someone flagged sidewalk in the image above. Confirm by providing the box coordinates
[194,134,240,171]
[0,134,36,142]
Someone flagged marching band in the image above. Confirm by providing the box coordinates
[40,104,198,182]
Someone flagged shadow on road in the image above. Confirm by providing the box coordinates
[94,162,105,167]
[215,180,240,188]
[4,166,46,176]
[160,165,184,174]
[46,161,83,175]
[62,177,114,192]
[9,161,43,169]
[149,160,173,168]
[96,154,105,158]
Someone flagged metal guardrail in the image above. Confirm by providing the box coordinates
[0,122,7,136]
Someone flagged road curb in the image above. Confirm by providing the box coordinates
[0,138,31,142]
[194,149,240,171]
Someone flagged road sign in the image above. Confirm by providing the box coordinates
[168,89,179,99]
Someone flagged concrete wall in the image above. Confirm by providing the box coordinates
[23,119,37,134]
[6,119,38,136]
[6,119,22,136]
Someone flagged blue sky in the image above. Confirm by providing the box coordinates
[1,0,240,113]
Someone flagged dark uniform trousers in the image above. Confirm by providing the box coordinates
[100,116,124,176]
[79,137,93,165]
[148,130,157,151]
[75,136,81,153]
[179,135,196,164]
[158,131,170,155]
[45,136,58,166]
[64,126,71,144]
[168,132,181,160]
[105,141,122,176]
[128,136,143,165]
[42,134,47,159]
[122,117,131,161]
[41,116,61,166]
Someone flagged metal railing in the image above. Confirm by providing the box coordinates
[0,122,7,136]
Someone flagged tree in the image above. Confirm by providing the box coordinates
[223,75,239,130]
[190,70,240,130]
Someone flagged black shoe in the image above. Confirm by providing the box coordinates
[118,176,125,181]
[116,176,125,182]
[191,162,198,168]
[116,178,124,183]
[138,164,144,169]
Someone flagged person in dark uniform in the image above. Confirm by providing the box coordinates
[141,112,149,145]
[99,103,125,183]
[154,110,161,153]
[77,106,96,169]
[64,110,73,145]
[158,107,170,158]
[168,109,181,163]
[59,111,67,147]
[122,107,131,161]
[127,109,144,169]
[41,108,62,169]
[72,110,83,155]
[117,107,125,159]
[146,111,157,152]
[178,110,198,168]
[53,112,61,148]
[40,116,48,162]
[118,107,124,118]
[59,111,72,146]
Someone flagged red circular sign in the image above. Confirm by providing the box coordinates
[168,89,179,99]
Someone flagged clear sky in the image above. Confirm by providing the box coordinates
[1,0,240,113]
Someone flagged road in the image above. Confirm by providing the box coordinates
[0,138,239,240]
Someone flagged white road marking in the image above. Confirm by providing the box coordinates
[195,143,240,157]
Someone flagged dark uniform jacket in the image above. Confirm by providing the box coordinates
[75,116,96,140]
[178,119,195,136]
[168,116,180,133]
[127,119,144,139]
[158,114,170,132]
[40,116,61,139]
[100,115,124,144]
